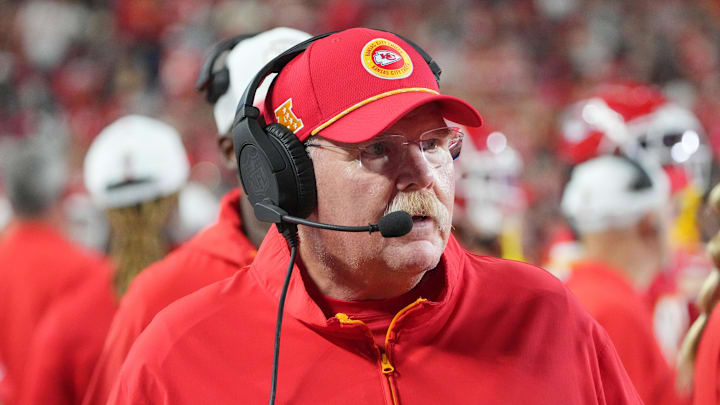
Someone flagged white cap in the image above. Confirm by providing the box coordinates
[213,27,312,135]
[561,155,669,233]
[84,115,190,209]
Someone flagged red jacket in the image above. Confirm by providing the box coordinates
[82,190,256,405]
[0,221,110,405]
[108,228,641,404]
[694,304,720,405]
[566,260,688,405]
[18,266,116,405]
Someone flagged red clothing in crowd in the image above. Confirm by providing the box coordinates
[82,189,256,405]
[566,260,688,405]
[694,304,720,405]
[0,221,110,405]
[108,228,641,404]
[18,265,116,405]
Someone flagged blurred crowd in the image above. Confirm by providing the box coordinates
[2,0,720,404]
[1,0,720,260]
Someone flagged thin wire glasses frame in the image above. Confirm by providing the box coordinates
[305,126,464,174]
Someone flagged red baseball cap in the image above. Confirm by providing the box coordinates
[264,28,483,143]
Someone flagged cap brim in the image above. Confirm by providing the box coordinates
[313,92,483,143]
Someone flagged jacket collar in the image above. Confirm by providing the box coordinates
[186,189,256,265]
[248,226,466,333]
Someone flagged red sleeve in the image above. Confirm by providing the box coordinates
[81,277,158,405]
[105,315,176,405]
[106,362,168,405]
[19,314,71,405]
[595,308,689,405]
[19,266,116,405]
[592,327,645,405]
[83,246,235,405]
[694,306,720,405]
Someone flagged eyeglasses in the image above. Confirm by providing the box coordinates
[305,127,464,174]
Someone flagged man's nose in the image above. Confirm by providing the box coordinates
[395,144,434,192]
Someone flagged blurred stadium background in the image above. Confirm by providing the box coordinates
[1,0,720,263]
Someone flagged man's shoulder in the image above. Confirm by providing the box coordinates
[457,252,597,333]
[121,271,257,366]
[122,223,252,315]
[463,253,570,298]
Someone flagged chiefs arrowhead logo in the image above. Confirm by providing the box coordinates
[361,38,413,80]
[373,50,402,66]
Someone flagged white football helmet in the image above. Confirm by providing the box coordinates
[454,128,525,238]
[623,102,712,192]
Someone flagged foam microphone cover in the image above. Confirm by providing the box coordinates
[378,211,413,237]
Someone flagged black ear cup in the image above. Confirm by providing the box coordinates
[233,116,317,219]
[196,33,257,103]
[264,123,317,218]
[207,69,230,103]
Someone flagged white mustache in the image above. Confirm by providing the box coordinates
[384,190,450,230]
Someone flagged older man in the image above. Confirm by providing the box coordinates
[109,28,640,404]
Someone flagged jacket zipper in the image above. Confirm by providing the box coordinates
[335,297,427,405]
[380,350,399,405]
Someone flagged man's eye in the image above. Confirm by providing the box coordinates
[421,138,440,151]
[364,141,388,157]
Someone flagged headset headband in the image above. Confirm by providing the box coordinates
[196,33,258,103]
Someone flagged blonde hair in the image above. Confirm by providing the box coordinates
[676,183,720,392]
[105,193,178,296]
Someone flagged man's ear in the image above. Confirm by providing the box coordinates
[218,136,237,171]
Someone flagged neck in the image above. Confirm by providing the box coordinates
[239,196,271,248]
[581,230,658,288]
[12,206,64,229]
[298,240,427,301]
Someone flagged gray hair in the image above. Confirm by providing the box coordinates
[0,134,67,218]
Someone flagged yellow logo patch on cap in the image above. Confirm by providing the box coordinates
[274,98,304,133]
[361,38,413,80]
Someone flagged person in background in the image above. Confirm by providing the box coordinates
[109,28,640,404]
[561,154,688,405]
[0,134,112,405]
[17,271,116,405]
[84,115,190,296]
[676,183,720,405]
[556,81,713,364]
[16,114,189,405]
[621,95,715,365]
[452,124,526,259]
[81,27,311,405]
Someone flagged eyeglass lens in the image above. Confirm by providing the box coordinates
[359,127,463,173]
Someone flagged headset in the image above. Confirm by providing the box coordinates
[195,33,258,103]
[231,29,443,224]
